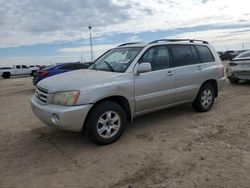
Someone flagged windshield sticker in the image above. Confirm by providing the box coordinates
[118,59,130,64]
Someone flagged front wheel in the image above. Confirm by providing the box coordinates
[30,71,35,76]
[192,83,215,112]
[86,101,126,145]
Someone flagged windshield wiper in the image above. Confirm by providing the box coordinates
[103,61,115,72]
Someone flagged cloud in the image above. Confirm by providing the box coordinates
[0,0,131,48]
[167,26,250,50]
[127,35,142,42]
[0,0,250,48]
[0,0,250,49]
[201,0,213,4]
[58,44,117,53]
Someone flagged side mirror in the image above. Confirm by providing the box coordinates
[136,62,152,74]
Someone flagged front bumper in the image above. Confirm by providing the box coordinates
[30,95,92,132]
[33,76,42,86]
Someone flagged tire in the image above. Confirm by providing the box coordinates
[192,83,215,112]
[86,101,126,145]
[2,72,10,79]
[228,77,239,84]
[30,71,35,76]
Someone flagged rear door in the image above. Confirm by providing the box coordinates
[55,64,79,73]
[21,65,30,74]
[195,45,216,82]
[169,44,201,102]
[15,65,22,75]
[134,45,176,113]
[53,64,71,75]
[170,44,215,102]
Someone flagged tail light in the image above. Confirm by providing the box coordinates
[38,70,48,77]
[222,65,225,77]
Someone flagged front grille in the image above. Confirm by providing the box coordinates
[35,86,48,103]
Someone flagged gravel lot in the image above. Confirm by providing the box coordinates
[0,76,250,188]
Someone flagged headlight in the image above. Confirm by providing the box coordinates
[51,91,80,106]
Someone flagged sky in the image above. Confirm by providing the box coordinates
[0,0,250,66]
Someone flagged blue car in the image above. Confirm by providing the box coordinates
[33,62,91,85]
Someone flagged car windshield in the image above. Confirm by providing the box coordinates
[89,47,142,72]
[236,51,250,59]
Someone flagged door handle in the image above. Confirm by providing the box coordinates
[197,66,203,70]
[167,71,174,76]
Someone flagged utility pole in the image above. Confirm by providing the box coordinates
[242,43,245,50]
[88,26,93,61]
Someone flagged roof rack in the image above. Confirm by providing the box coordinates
[149,39,209,44]
[118,42,143,47]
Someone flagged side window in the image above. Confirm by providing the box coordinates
[195,45,215,63]
[16,65,21,69]
[21,65,28,69]
[190,45,200,64]
[170,45,194,67]
[139,46,170,71]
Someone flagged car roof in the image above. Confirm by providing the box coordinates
[116,43,147,48]
[117,39,209,49]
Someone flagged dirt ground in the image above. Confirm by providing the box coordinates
[0,76,250,188]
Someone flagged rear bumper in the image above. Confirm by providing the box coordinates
[218,77,226,91]
[30,95,92,132]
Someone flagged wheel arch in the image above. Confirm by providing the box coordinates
[83,95,132,130]
[201,79,218,98]
[2,71,11,78]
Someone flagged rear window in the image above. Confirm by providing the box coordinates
[195,45,214,63]
[170,45,194,67]
[190,45,200,64]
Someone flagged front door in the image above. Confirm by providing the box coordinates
[134,45,176,113]
[15,65,22,75]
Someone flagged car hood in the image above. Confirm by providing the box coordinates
[37,69,124,93]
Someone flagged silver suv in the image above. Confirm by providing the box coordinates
[31,39,226,145]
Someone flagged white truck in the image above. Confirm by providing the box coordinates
[29,65,41,76]
[0,65,32,79]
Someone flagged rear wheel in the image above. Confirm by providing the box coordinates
[192,83,215,112]
[2,72,10,79]
[228,77,239,84]
[86,101,126,145]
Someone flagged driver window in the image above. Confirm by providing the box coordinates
[139,46,170,71]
